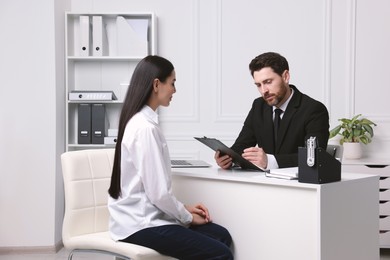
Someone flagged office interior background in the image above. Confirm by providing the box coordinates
[1,0,390,254]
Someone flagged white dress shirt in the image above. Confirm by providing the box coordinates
[108,105,192,241]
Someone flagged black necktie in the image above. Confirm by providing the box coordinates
[274,108,283,143]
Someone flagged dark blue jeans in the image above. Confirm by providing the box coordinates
[121,223,234,260]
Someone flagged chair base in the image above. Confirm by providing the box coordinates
[68,248,131,260]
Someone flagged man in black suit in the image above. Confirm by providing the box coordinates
[215,52,329,169]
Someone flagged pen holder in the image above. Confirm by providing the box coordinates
[298,147,341,184]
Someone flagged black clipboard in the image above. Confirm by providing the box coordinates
[194,136,266,171]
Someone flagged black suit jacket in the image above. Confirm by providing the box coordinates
[231,85,329,168]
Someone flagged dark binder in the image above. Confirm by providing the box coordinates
[91,104,107,144]
[298,147,341,184]
[78,103,92,144]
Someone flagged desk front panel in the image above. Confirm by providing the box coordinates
[172,174,318,260]
[172,169,379,260]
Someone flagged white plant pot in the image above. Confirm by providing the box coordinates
[343,142,362,159]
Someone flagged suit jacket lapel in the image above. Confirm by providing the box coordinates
[263,103,275,154]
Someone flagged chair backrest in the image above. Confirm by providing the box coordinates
[61,148,115,246]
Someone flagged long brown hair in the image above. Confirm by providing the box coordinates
[108,55,174,199]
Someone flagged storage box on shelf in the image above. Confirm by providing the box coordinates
[342,158,390,248]
[65,12,157,151]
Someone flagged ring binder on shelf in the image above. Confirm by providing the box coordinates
[92,16,108,56]
[91,104,109,144]
[69,91,117,101]
[79,16,91,56]
[104,136,117,145]
[78,104,92,144]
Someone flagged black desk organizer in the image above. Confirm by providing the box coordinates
[298,147,341,184]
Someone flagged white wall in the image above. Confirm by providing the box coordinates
[0,0,389,252]
[69,0,390,159]
[0,0,67,252]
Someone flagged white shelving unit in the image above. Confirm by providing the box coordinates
[342,157,390,248]
[65,12,157,151]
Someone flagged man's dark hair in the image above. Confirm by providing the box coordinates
[249,52,289,77]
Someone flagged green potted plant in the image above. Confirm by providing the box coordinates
[329,114,377,159]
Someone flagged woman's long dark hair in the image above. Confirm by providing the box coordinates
[108,55,174,199]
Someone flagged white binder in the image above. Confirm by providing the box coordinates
[116,16,148,57]
[79,16,90,56]
[69,91,117,101]
[92,16,108,56]
[104,17,117,56]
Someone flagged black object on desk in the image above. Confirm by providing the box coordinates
[298,146,341,184]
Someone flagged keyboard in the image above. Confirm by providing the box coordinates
[170,160,211,168]
[171,160,192,166]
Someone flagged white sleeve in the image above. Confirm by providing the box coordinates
[135,127,192,225]
[266,154,279,170]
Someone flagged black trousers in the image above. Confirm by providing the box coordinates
[121,223,234,260]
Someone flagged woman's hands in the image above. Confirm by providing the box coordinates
[185,203,211,225]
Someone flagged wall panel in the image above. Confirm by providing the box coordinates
[70,0,390,159]
[166,0,333,158]
[354,0,390,155]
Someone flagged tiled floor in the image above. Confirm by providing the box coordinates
[1,248,390,259]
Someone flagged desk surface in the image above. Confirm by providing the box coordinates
[342,156,390,165]
[172,166,379,260]
[172,166,376,189]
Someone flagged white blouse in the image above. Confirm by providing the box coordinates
[108,105,192,241]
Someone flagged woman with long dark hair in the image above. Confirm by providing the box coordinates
[108,55,233,259]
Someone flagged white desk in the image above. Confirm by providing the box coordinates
[171,167,379,260]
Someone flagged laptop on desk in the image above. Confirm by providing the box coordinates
[171,159,211,168]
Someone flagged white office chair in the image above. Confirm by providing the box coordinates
[61,148,175,260]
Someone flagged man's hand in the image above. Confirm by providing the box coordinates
[214,150,233,169]
[242,147,267,169]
